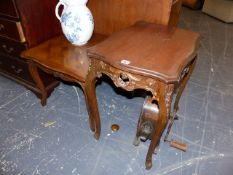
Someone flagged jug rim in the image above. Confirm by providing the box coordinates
[60,0,88,5]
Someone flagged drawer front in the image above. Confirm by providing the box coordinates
[0,37,27,56]
[0,54,33,83]
[0,18,25,42]
[0,0,19,19]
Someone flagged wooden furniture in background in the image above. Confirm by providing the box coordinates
[87,22,200,169]
[169,0,183,26]
[88,0,182,35]
[202,0,233,23]
[0,0,61,99]
[21,0,183,139]
[183,0,205,9]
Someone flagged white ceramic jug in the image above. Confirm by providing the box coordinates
[55,0,94,46]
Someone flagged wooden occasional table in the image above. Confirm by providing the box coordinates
[86,22,200,169]
[21,34,107,139]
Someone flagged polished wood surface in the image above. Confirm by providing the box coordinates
[21,34,107,82]
[88,22,200,83]
[88,0,178,35]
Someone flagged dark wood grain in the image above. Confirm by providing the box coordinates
[0,0,19,19]
[15,0,62,47]
[0,18,25,42]
[169,0,183,26]
[88,0,178,35]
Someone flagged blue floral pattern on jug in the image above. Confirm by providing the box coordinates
[61,12,83,44]
[61,12,72,26]
[87,13,94,24]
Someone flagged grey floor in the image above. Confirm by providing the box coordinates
[1,7,233,175]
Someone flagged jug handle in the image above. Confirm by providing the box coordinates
[55,1,65,21]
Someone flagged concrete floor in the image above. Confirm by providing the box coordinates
[0,7,233,175]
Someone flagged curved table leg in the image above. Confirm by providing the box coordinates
[145,84,170,170]
[173,58,197,113]
[83,85,96,133]
[133,118,142,146]
[28,62,48,106]
[145,60,196,169]
[84,67,101,140]
[163,59,197,142]
[85,101,96,133]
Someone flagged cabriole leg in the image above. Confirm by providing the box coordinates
[84,63,101,140]
[173,58,197,113]
[145,84,170,170]
[28,62,47,106]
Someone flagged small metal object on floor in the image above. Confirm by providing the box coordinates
[111,124,120,132]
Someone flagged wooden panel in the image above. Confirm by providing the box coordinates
[0,18,26,42]
[0,37,27,56]
[15,0,62,47]
[87,0,173,35]
[0,0,19,19]
[169,0,183,27]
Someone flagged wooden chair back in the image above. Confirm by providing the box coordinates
[87,0,181,35]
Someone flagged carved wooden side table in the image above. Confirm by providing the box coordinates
[86,22,200,169]
[21,34,107,139]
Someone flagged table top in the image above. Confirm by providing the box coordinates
[88,22,200,83]
[21,34,107,82]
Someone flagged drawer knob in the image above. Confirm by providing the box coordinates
[0,24,4,31]
[2,45,14,54]
[11,65,23,74]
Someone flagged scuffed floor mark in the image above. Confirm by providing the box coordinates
[1,129,45,160]
[0,91,29,110]
[0,159,18,174]
[72,86,81,115]
[154,153,233,175]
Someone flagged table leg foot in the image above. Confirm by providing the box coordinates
[145,158,152,170]
[84,90,101,139]
[41,98,47,106]
[94,132,100,140]
[133,136,140,146]
[85,68,101,140]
